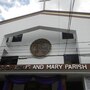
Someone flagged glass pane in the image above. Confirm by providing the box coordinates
[64,54,79,64]
[0,0,43,21]
[0,56,18,65]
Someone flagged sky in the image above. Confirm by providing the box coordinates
[0,0,32,21]
[0,0,90,21]
[0,0,33,21]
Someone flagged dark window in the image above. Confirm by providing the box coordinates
[6,38,9,43]
[62,32,74,39]
[12,34,23,42]
[64,54,79,64]
[0,56,18,65]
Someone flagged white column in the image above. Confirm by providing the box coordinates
[84,77,90,90]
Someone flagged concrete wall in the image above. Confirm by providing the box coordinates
[71,18,90,64]
[0,13,90,64]
[3,29,76,64]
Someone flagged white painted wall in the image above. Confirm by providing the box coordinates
[80,56,90,64]
[3,29,76,64]
[0,14,41,46]
[17,56,64,64]
[71,18,90,63]
[0,13,90,64]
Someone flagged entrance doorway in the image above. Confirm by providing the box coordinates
[66,76,84,90]
[24,81,52,90]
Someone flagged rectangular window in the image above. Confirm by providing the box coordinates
[6,38,9,43]
[0,56,18,65]
[12,34,23,42]
[64,54,79,64]
[62,32,74,39]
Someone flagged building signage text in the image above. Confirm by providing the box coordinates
[0,64,89,70]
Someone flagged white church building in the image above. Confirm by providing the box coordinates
[0,0,90,90]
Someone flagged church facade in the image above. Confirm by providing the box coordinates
[0,0,90,90]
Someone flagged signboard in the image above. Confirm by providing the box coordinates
[0,64,89,71]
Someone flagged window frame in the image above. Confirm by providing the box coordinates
[64,54,79,64]
[12,34,23,42]
[62,32,74,39]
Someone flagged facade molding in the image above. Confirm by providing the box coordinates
[0,10,90,25]
[5,26,76,37]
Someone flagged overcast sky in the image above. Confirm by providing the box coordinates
[0,0,32,21]
[0,0,90,21]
